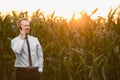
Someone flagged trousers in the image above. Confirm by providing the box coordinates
[16,67,41,80]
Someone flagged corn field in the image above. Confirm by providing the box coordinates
[0,5,120,80]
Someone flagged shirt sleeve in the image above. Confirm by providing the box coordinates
[36,38,44,72]
[11,37,25,54]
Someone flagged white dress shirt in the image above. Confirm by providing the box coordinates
[11,35,44,72]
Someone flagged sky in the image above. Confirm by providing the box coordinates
[0,0,120,19]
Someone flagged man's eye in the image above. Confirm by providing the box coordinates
[25,25,30,27]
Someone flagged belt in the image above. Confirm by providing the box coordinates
[26,67,38,69]
[16,67,38,71]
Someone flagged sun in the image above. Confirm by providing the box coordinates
[74,12,82,20]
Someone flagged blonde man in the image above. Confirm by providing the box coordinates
[11,17,44,80]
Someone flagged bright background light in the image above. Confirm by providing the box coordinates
[0,0,120,19]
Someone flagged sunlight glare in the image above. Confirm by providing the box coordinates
[0,0,120,19]
[73,12,82,20]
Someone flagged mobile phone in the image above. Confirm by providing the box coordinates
[19,27,22,30]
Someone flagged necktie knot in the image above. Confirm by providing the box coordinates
[26,36,28,39]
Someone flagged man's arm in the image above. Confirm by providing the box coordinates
[36,38,44,72]
[11,38,25,54]
[11,28,26,54]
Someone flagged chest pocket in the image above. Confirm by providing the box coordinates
[29,42,36,52]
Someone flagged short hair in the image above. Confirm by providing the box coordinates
[16,17,29,28]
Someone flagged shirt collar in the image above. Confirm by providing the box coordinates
[18,34,30,39]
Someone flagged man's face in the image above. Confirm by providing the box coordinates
[20,20,30,34]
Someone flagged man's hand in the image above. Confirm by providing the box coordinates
[20,29,26,40]
[38,68,43,73]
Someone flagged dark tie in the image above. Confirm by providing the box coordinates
[26,36,32,66]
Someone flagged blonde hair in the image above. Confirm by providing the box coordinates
[16,17,29,28]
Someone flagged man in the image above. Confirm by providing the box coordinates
[11,17,44,80]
